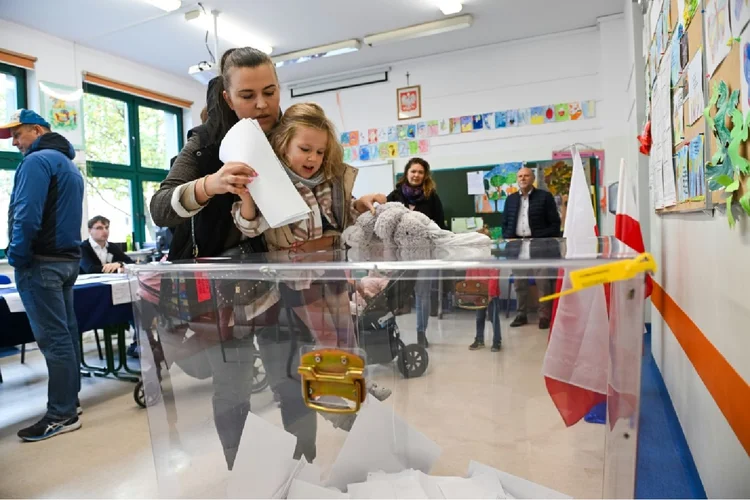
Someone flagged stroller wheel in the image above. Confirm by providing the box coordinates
[251,352,269,394]
[134,379,163,408]
[398,344,429,378]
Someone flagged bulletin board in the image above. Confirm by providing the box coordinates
[655,0,747,214]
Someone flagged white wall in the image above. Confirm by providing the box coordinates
[281,20,631,235]
[0,19,206,128]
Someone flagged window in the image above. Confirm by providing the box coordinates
[83,84,183,246]
[0,62,27,256]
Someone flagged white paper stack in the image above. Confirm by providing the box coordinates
[219,118,310,228]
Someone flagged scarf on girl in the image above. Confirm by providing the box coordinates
[401,182,425,205]
[283,164,326,189]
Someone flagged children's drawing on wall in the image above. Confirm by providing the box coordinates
[473,162,523,214]
[554,103,570,122]
[507,109,519,126]
[569,102,583,120]
[740,27,750,113]
[517,108,531,126]
[439,118,450,135]
[450,117,462,134]
[472,115,483,130]
[705,0,732,75]
[543,105,555,123]
[388,126,398,142]
[461,116,473,132]
[494,111,507,129]
[730,0,750,36]
[428,120,439,136]
[530,106,545,125]
[482,113,494,130]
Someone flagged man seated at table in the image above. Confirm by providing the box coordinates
[80,216,140,357]
[80,216,134,274]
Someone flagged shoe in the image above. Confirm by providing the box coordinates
[491,343,502,352]
[18,415,81,442]
[510,315,528,327]
[126,343,140,359]
[366,381,392,401]
[539,318,550,329]
[469,341,485,350]
[76,399,82,416]
[417,332,429,348]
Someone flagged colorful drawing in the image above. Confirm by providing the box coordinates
[517,108,531,126]
[419,139,429,154]
[582,100,597,118]
[388,126,398,142]
[409,140,419,155]
[554,103,570,122]
[341,132,350,145]
[473,115,483,130]
[670,25,684,86]
[705,0,732,76]
[688,134,705,197]
[398,141,409,158]
[495,111,507,129]
[406,124,417,139]
[343,147,352,162]
[427,120,439,136]
[368,129,378,144]
[530,107,545,125]
[569,102,583,121]
[360,132,367,145]
[387,142,398,158]
[461,116,473,132]
[349,132,359,147]
[481,163,523,213]
[482,113,494,130]
[676,146,690,202]
[741,28,750,113]
[398,125,408,141]
[359,145,370,161]
[370,144,378,159]
[417,122,427,138]
[474,194,494,214]
[439,118,450,135]
[730,0,750,37]
[685,0,700,25]
[450,117,462,134]
[506,109,519,127]
[379,143,389,159]
[379,128,389,143]
[351,146,359,161]
[543,105,555,123]
[537,159,580,225]
[673,88,685,144]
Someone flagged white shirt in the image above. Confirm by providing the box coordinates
[515,188,533,238]
[88,236,113,266]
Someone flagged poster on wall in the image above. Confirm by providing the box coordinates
[473,163,523,214]
[730,0,750,36]
[38,81,84,150]
[397,85,421,120]
[704,0,732,76]
[739,26,750,113]
[687,48,705,124]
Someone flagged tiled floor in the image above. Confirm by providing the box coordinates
[0,310,604,499]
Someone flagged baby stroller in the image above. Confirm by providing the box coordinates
[354,271,429,378]
[132,278,269,409]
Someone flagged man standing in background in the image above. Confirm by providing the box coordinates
[2,109,84,441]
[502,167,561,329]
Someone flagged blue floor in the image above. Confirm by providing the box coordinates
[635,327,706,499]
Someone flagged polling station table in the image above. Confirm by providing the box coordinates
[0,274,139,382]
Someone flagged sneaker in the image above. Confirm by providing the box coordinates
[510,315,528,327]
[366,381,392,401]
[469,341,485,350]
[538,318,550,329]
[417,332,429,348]
[491,343,502,352]
[76,399,82,416]
[18,415,81,442]
[127,343,140,359]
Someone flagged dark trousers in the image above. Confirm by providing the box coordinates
[475,297,502,345]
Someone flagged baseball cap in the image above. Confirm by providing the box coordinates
[0,109,52,139]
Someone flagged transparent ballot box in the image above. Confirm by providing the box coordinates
[128,237,649,499]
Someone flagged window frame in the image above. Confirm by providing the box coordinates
[83,83,184,245]
[0,62,27,258]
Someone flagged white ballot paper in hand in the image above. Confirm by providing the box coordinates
[327,397,442,491]
[219,118,310,228]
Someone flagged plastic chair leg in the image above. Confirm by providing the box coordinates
[21,344,25,364]
[94,330,104,361]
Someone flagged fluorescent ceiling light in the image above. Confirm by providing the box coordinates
[364,14,473,47]
[437,0,463,15]
[185,10,273,55]
[140,0,181,12]
[273,39,361,68]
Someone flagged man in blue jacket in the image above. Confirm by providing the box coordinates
[2,109,84,441]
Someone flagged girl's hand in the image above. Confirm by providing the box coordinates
[205,162,258,196]
[354,193,387,214]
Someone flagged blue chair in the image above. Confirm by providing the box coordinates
[0,275,10,285]
[0,275,30,365]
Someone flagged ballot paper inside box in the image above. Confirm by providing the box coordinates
[128,241,647,499]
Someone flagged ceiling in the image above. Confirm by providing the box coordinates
[0,0,623,84]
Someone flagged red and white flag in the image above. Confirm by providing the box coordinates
[542,149,609,426]
[615,158,653,298]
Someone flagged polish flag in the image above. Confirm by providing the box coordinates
[615,159,653,298]
[542,149,609,426]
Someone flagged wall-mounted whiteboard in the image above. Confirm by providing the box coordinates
[351,161,396,198]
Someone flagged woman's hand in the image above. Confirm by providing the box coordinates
[354,193,387,214]
[204,162,258,197]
